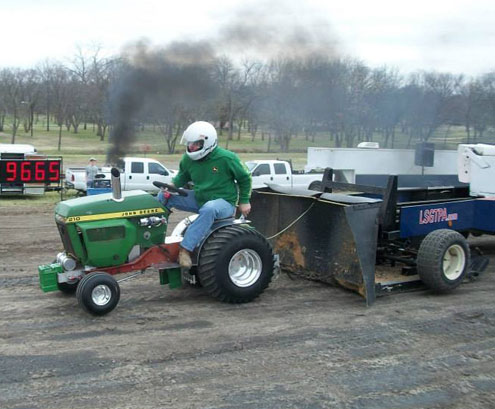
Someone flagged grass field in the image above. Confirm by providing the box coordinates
[0,190,80,207]
[0,120,330,170]
[2,117,487,161]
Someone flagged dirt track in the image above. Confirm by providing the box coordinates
[1,203,495,409]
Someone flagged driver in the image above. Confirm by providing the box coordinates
[157,121,252,268]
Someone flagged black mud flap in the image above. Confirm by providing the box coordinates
[249,186,381,305]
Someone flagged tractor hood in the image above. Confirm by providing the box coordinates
[56,190,165,221]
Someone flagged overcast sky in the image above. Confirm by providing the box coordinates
[1,0,494,76]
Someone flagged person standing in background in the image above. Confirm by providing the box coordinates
[85,158,98,190]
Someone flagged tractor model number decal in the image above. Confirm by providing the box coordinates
[418,207,458,225]
[64,208,165,223]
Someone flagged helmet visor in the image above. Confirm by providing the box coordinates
[187,140,204,153]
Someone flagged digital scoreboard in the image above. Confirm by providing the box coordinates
[0,159,61,183]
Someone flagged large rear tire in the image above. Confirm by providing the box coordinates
[198,225,275,303]
[76,272,120,315]
[417,229,470,293]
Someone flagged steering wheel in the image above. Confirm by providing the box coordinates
[152,181,188,197]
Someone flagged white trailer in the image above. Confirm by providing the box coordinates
[458,143,495,198]
[305,146,460,187]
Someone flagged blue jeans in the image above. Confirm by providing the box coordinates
[157,189,235,252]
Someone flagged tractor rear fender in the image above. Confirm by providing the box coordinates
[172,214,255,266]
[193,217,245,264]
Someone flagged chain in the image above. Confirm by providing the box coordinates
[266,202,316,240]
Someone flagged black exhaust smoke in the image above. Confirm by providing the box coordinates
[106,1,341,162]
[106,41,218,166]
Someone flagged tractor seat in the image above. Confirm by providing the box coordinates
[216,216,235,221]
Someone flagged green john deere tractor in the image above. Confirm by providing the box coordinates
[38,169,276,315]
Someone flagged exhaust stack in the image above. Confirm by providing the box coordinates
[111,167,123,202]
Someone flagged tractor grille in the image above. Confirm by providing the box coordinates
[56,220,76,255]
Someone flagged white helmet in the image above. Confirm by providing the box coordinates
[180,121,218,160]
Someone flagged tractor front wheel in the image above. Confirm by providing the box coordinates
[417,229,470,293]
[76,272,120,315]
[198,225,275,303]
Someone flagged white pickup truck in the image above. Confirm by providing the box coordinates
[246,160,323,190]
[65,157,177,193]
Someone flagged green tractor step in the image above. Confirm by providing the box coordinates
[159,266,182,289]
[38,263,63,292]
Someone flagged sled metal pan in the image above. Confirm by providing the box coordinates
[249,185,381,305]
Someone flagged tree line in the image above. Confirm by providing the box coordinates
[1,47,494,153]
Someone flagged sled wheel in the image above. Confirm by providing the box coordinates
[57,281,79,294]
[76,272,120,315]
[308,181,322,192]
[417,229,470,293]
[198,225,275,303]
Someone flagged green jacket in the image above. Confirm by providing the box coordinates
[172,147,252,207]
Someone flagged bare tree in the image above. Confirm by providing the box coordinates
[37,61,58,132]
[0,68,25,142]
[401,72,464,147]
[68,45,111,135]
[20,69,41,137]
[255,59,306,152]
[87,50,117,140]
[480,72,495,141]
[212,57,264,147]
[152,105,189,154]
[213,56,240,143]
[0,77,6,132]
[366,68,403,148]
[235,59,265,140]
[50,65,71,150]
